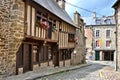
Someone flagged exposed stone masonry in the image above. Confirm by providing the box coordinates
[71,11,85,65]
[0,0,25,78]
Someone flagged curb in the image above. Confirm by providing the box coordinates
[27,64,91,80]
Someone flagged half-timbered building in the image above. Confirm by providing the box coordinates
[16,0,77,74]
[0,0,85,77]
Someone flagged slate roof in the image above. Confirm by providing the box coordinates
[33,0,77,27]
[112,0,120,8]
[84,16,115,25]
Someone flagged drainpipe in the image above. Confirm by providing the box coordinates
[114,12,118,71]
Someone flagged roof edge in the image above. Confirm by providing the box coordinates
[86,24,116,27]
[112,0,120,8]
[33,0,77,28]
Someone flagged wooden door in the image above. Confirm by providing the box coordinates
[16,44,23,74]
[52,44,59,67]
[23,44,32,72]
[95,51,100,60]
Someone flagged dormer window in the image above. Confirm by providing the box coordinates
[104,19,111,24]
[95,19,101,25]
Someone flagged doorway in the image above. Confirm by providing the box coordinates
[23,44,32,72]
[104,51,114,61]
[95,51,100,60]
[52,44,59,67]
[16,43,32,74]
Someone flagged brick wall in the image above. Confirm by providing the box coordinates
[0,0,24,78]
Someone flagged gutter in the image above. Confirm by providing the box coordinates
[114,12,118,71]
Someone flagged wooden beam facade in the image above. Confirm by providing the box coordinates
[16,0,76,74]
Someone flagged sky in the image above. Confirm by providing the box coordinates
[65,0,117,24]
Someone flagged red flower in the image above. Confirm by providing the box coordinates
[41,21,49,29]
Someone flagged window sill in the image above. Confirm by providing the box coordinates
[106,47,111,48]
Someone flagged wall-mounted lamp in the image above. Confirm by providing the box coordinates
[73,50,76,55]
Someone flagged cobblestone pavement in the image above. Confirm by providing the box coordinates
[5,61,120,80]
[99,66,120,80]
[37,64,105,80]
[5,64,89,80]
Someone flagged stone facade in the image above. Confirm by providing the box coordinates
[0,0,24,78]
[71,11,85,65]
[92,24,116,61]
[93,25,116,51]
[113,0,120,71]
[86,15,116,61]
[85,27,93,60]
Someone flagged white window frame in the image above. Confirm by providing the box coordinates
[106,40,111,48]
[96,30,100,37]
[106,30,110,37]
[96,40,100,48]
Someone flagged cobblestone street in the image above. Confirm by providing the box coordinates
[37,63,105,80]
[5,61,120,80]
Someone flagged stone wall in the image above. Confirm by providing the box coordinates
[74,27,86,64]
[0,0,24,78]
[71,11,85,65]
[116,3,120,71]
[0,0,9,77]
[93,26,116,50]
[85,27,93,60]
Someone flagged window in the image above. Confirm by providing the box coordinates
[36,12,42,37]
[106,41,111,48]
[47,21,52,39]
[96,40,100,48]
[106,30,110,37]
[95,19,101,25]
[47,19,56,39]
[65,51,71,60]
[96,30,100,37]
[68,33,75,42]
[104,19,111,24]
[40,46,48,62]
[60,50,72,61]
[49,47,52,60]
[33,45,39,63]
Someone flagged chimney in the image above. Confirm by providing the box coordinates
[57,0,66,10]
[93,12,96,25]
[93,12,96,19]
[74,11,80,26]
